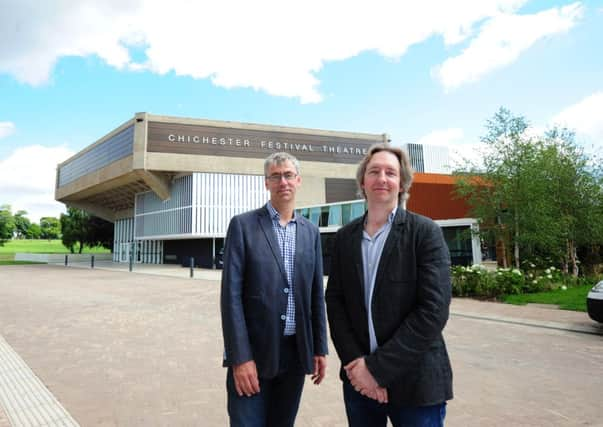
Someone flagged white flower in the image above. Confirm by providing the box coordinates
[533,280,538,284]
[512,269,521,276]
[547,274,553,279]
[530,263,536,268]
[545,268,551,274]
[561,285,567,290]
[529,273,533,278]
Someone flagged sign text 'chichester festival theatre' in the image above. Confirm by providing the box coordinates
[146,121,383,164]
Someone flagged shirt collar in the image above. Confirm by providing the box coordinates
[266,201,297,222]
[387,207,398,224]
[364,207,397,226]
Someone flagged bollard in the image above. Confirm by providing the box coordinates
[129,250,133,272]
[64,254,68,266]
[91,255,95,269]
[189,257,194,278]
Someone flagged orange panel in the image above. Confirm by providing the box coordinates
[407,175,471,220]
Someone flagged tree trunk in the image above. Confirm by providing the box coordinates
[561,239,569,274]
[514,214,520,269]
[569,240,579,277]
[496,237,508,268]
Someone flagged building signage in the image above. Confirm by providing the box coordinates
[147,122,384,164]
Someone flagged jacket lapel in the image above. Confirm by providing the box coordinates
[293,218,308,286]
[373,209,407,293]
[351,218,367,316]
[258,207,288,282]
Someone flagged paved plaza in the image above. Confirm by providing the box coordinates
[0,264,602,426]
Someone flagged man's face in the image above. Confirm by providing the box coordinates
[361,151,402,207]
[265,160,301,204]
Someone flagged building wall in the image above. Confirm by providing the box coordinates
[403,143,451,174]
[190,173,268,236]
[408,174,470,220]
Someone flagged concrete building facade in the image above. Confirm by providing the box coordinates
[56,113,481,268]
[55,113,388,267]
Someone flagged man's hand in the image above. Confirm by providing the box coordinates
[311,355,327,385]
[344,357,388,404]
[233,360,260,397]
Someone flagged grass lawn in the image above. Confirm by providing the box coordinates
[502,284,592,312]
[0,260,46,265]
[0,239,110,262]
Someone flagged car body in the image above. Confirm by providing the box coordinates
[586,280,603,323]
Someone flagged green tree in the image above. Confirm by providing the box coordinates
[536,128,603,275]
[26,223,42,239]
[60,207,114,253]
[455,107,539,268]
[13,210,32,239]
[455,108,603,273]
[0,205,15,246]
[60,207,89,253]
[40,217,61,240]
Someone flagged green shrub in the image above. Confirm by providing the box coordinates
[450,263,600,299]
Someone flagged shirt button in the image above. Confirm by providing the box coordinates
[284,288,289,293]
[281,315,286,320]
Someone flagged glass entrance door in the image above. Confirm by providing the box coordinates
[119,243,130,263]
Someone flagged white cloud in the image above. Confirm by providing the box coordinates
[416,128,465,147]
[551,92,603,146]
[1,0,532,103]
[0,145,74,222]
[415,127,485,170]
[433,2,583,90]
[0,122,16,139]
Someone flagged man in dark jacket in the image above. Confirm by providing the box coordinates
[325,144,452,426]
[221,152,328,427]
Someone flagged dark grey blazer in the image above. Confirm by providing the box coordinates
[325,209,453,407]
[220,205,328,379]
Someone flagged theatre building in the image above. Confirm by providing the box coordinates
[55,113,481,269]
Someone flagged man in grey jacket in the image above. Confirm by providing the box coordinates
[221,152,328,427]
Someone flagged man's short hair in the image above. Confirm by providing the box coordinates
[264,152,301,177]
[355,144,414,205]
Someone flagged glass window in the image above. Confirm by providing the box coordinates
[298,208,309,220]
[320,206,330,227]
[328,205,342,226]
[341,203,351,225]
[442,226,473,266]
[309,207,320,226]
[350,201,366,220]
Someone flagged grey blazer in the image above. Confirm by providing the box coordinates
[220,205,328,379]
[325,209,453,406]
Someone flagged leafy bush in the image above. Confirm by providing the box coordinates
[450,263,599,299]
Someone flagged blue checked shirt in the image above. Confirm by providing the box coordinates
[266,202,297,336]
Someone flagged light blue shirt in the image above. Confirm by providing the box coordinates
[361,208,397,353]
[266,202,297,336]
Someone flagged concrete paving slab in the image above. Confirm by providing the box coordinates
[0,264,602,426]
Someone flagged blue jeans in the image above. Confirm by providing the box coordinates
[343,382,446,427]
[226,337,305,427]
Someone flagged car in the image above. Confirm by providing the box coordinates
[587,280,603,323]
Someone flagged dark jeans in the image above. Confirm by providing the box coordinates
[343,382,446,427]
[226,336,305,427]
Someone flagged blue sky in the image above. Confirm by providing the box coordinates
[1,0,602,222]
